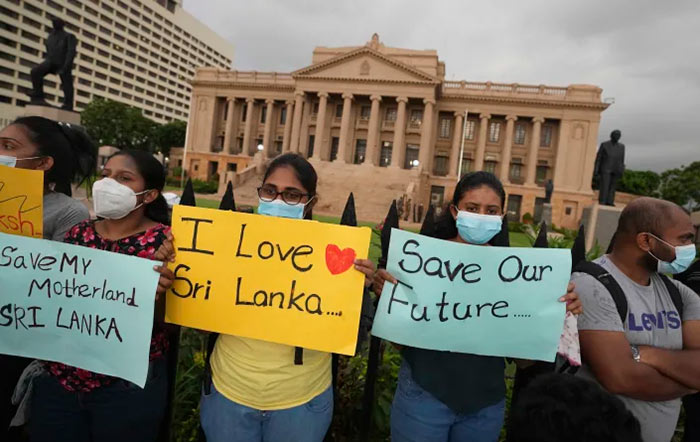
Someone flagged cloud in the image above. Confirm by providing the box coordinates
[184,0,700,172]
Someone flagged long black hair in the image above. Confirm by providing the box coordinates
[434,171,506,239]
[109,150,170,225]
[12,116,97,196]
[262,153,318,220]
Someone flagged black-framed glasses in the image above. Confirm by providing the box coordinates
[257,186,311,205]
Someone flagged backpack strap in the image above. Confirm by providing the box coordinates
[575,261,628,324]
[660,275,684,319]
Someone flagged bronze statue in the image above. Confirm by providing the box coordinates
[544,179,553,204]
[28,18,77,111]
[594,130,625,206]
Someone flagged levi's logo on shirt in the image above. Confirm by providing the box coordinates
[628,311,681,331]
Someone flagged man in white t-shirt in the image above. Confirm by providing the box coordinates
[573,197,700,442]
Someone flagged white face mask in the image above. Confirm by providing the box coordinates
[92,178,150,220]
[0,155,43,168]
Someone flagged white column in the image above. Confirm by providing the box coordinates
[448,110,465,177]
[364,94,382,165]
[474,113,491,171]
[418,98,436,172]
[289,91,305,153]
[312,92,329,161]
[335,92,353,163]
[242,98,255,157]
[282,100,294,152]
[499,115,517,183]
[262,99,275,158]
[390,96,408,168]
[223,98,236,154]
[525,117,545,185]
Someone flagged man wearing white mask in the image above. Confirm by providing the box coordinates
[573,197,700,442]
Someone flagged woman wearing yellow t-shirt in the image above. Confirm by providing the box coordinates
[198,153,376,441]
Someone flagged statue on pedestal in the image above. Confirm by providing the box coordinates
[27,19,77,111]
[594,130,626,206]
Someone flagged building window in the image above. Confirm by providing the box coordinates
[540,125,553,147]
[279,106,287,125]
[510,162,523,180]
[488,122,501,143]
[430,186,445,210]
[335,104,343,118]
[307,135,315,158]
[439,117,451,138]
[330,137,340,161]
[354,139,367,164]
[360,105,371,120]
[507,194,523,221]
[460,157,472,177]
[385,108,397,122]
[260,106,267,124]
[410,109,423,123]
[380,141,392,167]
[241,103,247,121]
[536,165,549,184]
[514,124,526,145]
[404,144,419,169]
[433,154,449,176]
[312,102,319,115]
[484,160,497,175]
[274,141,283,155]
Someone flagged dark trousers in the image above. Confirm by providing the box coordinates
[1,355,32,442]
[30,61,74,109]
[598,171,620,205]
[684,393,700,442]
[29,359,167,442]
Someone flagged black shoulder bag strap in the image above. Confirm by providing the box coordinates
[660,275,684,319]
[575,261,628,324]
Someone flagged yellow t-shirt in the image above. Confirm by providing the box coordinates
[211,334,332,410]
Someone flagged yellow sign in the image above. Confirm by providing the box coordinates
[0,165,43,238]
[165,205,372,355]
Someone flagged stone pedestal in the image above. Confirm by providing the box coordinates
[22,105,81,125]
[582,203,623,252]
[541,203,553,227]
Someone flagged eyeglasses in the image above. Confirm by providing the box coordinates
[257,186,312,205]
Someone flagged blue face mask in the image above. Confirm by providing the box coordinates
[648,234,697,274]
[455,210,503,245]
[0,155,17,167]
[257,198,308,219]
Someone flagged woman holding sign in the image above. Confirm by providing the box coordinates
[373,171,582,442]
[27,150,175,442]
[0,116,96,440]
[160,153,375,442]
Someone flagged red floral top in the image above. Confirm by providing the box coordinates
[45,220,171,392]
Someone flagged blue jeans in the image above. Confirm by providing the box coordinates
[200,383,333,442]
[391,363,505,442]
[29,358,168,442]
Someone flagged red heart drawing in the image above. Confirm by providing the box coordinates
[325,244,356,275]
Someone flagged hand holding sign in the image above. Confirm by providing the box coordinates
[165,206,371,355]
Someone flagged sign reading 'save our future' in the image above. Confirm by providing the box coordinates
[371,229,572,361]
[0,232,160,387]
[0,165,44,238]
[165,205,371,356]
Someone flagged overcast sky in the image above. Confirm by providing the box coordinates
[183,0,699,172]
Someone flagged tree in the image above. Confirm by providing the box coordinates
[659,161,700,210]
[154,120,186,156]
[81,98,158,152]
[617,169,661,197]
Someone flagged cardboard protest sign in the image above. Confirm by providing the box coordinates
[0,232,159,387]
[0,165,44,238]
[371,229,572,361]
[165,205,371,355]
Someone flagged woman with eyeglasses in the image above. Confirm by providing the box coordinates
[0,116,96,441]
[160,153,374,441]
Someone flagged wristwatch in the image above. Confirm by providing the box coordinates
[630,345,641,363]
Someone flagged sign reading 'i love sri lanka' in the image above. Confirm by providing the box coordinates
[165,205,371,355]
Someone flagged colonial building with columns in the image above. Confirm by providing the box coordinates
[171,34,609,228]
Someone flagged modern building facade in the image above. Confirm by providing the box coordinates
[0,0,234,127]
[173,35,610,228]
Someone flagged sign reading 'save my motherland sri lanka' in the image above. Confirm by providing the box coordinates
[165,205,371,356]
[372,229,572,361]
